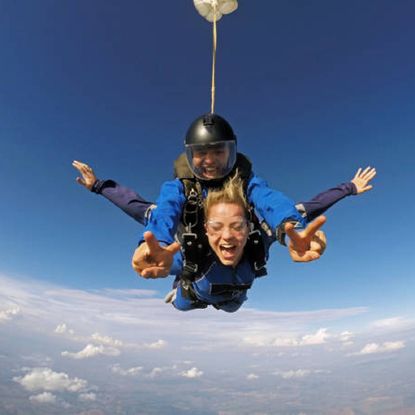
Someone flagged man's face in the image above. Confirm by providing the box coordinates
[205,202,248,267]
[192,144,230,180]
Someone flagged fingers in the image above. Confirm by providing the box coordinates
[284,222,303,247]
[166,241,181,255]
[364,168,376,181]
[72,160,94,176]
[143,231,162,254]
[143,232,180,257]
[72,160,97,190]
[303,215,326,238]
[354,166,377,181]
[289,249,321,262]
[295,251,321,262]
[360,166,376,180]
[72,160,88,172]
[352,166,376,194]
[353,167,362,180]
[286,216,326,257]
[75,177,86,186]
[285,216,326,242]
[141,267,169,278]
[310,230,327,255]
[359,184,373,194]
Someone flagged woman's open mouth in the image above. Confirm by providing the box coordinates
[220,243,237,259]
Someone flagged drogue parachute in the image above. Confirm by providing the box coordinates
[193,0,238,22]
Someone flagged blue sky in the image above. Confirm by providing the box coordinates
[1,1,415,414]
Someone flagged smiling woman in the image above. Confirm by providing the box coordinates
[170,173,326,312]
[131,172,326,312]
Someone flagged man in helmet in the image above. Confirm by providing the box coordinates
[183,113,237,181]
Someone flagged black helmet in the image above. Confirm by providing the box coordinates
[184,113,237,180]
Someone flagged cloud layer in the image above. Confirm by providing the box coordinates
[1,273,414,415]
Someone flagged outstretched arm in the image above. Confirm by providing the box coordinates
[297,167,376,222]
[72,160,155,225]
[132,232,181,278]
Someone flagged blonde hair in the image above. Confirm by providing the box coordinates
[203,172,249,219]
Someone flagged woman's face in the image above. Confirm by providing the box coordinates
[205,202,249,267]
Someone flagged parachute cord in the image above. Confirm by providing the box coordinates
[211,1,217,114]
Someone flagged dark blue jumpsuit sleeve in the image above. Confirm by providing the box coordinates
[296,182,357,222]
[92,179,154,226]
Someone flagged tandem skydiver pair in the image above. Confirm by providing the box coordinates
[73,113,376,312]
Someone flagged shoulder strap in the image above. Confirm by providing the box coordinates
[244,205,268,277]
[178,178,210,282]
[181,178,203,231]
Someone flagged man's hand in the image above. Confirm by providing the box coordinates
[132,231,180,278]
[72,160,97,190]
[285,216,327,262]
[351,166,376,194]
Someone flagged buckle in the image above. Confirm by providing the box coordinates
[184,261,198,274]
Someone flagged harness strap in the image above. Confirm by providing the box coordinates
[180,179,209,282]
[245,229,267,277]
[179,278,208,309]
[210,283,252,295]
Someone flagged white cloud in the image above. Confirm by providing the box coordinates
[54,323,74,335]
[14,367,87,392]
[276,369,311,379]
[246,328,331,348]
[180,367,203,378]
[91,333,123,347]
[111,364,143,376]
[144,339,167,349]
[29,392,57,403]
[338,331,354,344]
[101,288,159,298]
[274,369,330,379]
[61,344,120,359]
[78,392,97,401]
[353,341,406,356]
[243,335,268,347]
[0,274,371,357]
[300,328,330,345]
[372,317,411,330]
[2,273,414,413]
[0,306,20,322]
[271,337,299,347]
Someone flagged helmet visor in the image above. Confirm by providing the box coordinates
[185,141,236,180]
